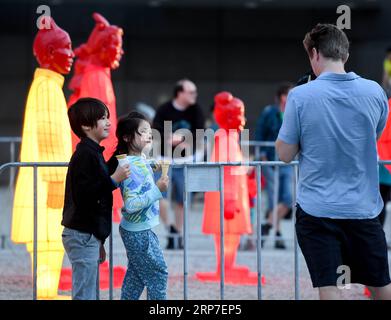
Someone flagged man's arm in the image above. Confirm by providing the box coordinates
[275,139,299,163]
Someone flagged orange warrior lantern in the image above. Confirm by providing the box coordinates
[196,92,265,285]
[12,17,74,299]
[75,12,123,221]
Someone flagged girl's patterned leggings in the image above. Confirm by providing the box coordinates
[119,226,168,300]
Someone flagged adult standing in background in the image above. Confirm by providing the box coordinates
[255,83,293,249]
[152,79,205,249]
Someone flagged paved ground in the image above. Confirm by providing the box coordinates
[1,187,391,300]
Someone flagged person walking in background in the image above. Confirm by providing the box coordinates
[152,79,205,249]
[255,83,294,249]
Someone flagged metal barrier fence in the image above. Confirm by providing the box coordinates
[0,136,21,196]
[181,160,299,300]
[1,160,391,300]
[0,137,21,249]
[0,138,282,245]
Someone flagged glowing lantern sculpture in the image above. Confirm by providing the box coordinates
[196,92,265,285]
[59,12,126,291]
[11,17,74,299]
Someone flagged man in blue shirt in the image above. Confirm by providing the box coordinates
[276,23,391,300]
[255,83,293,249]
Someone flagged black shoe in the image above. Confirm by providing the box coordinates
[166,225,177,250]
[261,223,272,235]
[261,223,272,247]
[275,231,286,249]
[166,236,174,250]
[173,226,184,250]
[177,236,184,250]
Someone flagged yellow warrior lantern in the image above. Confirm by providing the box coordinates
[12,17,74,299]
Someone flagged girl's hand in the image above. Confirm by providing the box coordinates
[150,160,161,172]
[156,175,169,192]
[111,164,131,183]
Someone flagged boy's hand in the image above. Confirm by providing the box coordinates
[111,164,131,183]
[99,244,106,264]
[156,176,169,192]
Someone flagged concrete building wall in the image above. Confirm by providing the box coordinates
[0,2,390,183]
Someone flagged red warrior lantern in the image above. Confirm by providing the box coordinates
[60,13,126,291]
[196,92,265,285]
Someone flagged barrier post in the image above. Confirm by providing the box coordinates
[183,164,189,300]
[109,230,113,300]
[219,165,225,300]
[33,165,38,300]
[256,164,263,300]
[293,164,300,300]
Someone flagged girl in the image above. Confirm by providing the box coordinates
[109,111,169,300]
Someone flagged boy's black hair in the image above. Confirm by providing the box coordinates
[386,47,391,54]
[68,97,110,138]
[114,111,148,155]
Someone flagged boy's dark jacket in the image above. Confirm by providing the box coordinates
[62,137,116,243]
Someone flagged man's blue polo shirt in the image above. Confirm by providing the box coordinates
[278,72,389,219]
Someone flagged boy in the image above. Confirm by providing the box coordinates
[62,97,130,300]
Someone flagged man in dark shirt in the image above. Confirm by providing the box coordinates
[153,79,205,249]
[62,98,129,299]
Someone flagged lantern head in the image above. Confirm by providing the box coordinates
[86,13,124,70]
[33,16,74,75]
[214,91,246,131]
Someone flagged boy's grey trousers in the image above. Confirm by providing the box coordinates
[62,227,101,300]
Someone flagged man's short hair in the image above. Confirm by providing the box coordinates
[68,97,110,138]
[303,23,349,62]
